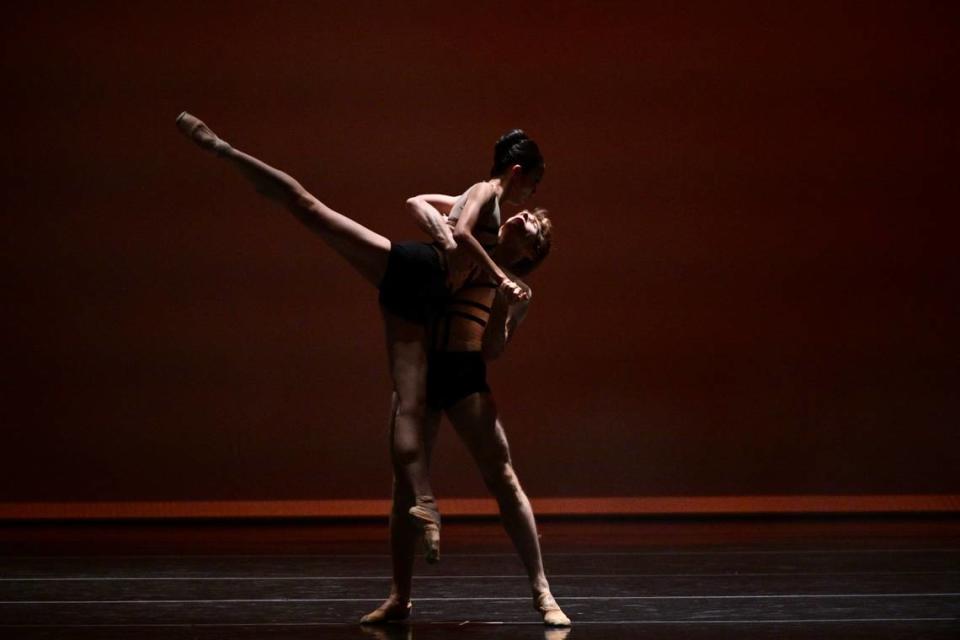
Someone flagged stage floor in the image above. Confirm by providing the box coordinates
[1,517,958,638]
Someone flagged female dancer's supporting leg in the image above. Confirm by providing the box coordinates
[175,112,440,557]
[361,394,443,624]
[446,393,571,626]
[382,315,442,564]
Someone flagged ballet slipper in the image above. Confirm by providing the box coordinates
[408,497,441,564]
[535,592,571,627]
[175,111,231,155]
[359,598,412,625]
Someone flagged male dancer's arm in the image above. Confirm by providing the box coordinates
[482,279,531,360]
[405,194,457,250]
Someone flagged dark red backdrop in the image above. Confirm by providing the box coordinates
[2,1,957,507]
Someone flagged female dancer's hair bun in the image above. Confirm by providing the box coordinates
[495,129,529,155]
[491,129,543,177]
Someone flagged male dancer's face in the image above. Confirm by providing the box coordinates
[501,211,542,260]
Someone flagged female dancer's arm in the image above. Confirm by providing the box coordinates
[408,194,458,215]
[406,193,477,290]
[455,184,528,302]
[405,194,457,250]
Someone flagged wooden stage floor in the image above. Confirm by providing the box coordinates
[1,516,958,638]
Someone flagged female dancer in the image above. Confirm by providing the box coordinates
[361,197,570,627]
[174,112,543,562]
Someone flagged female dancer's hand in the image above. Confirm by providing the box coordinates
[499,278,530,303]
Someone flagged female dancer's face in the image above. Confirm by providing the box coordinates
[504,165,544,206]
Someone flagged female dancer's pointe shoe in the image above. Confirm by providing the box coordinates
[359,599,412,625]
[408,501,441,564]
[175,111,231,155]
[535,592,572,627]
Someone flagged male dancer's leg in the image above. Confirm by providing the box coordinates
[446,393,571,626]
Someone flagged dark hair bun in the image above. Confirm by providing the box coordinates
[491,128,542,177]
[495,129,529,156]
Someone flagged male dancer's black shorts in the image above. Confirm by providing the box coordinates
[426,351,491,410]
[377,242,448,324]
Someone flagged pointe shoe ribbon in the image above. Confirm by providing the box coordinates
[535,592,572,627]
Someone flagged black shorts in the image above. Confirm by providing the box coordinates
[377,242,448,324]
[427,351,490,410]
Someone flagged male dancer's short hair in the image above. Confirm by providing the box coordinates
[511,208,552,277]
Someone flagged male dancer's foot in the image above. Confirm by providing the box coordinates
[534,592,571,627]
[175,111,232,155]
[408,496,441,564]
[360,595,412,625]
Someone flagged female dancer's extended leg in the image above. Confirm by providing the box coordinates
[176,112,390,285]
[446,393,571,627]
[176,111,440,559]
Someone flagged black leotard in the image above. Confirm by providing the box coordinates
[377,242,448,324]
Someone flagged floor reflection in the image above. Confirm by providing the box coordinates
[357,624,572,640]
[358,624,411,640]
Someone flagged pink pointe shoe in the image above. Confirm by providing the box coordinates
[408,498,441,564]
[535,592,572,627]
